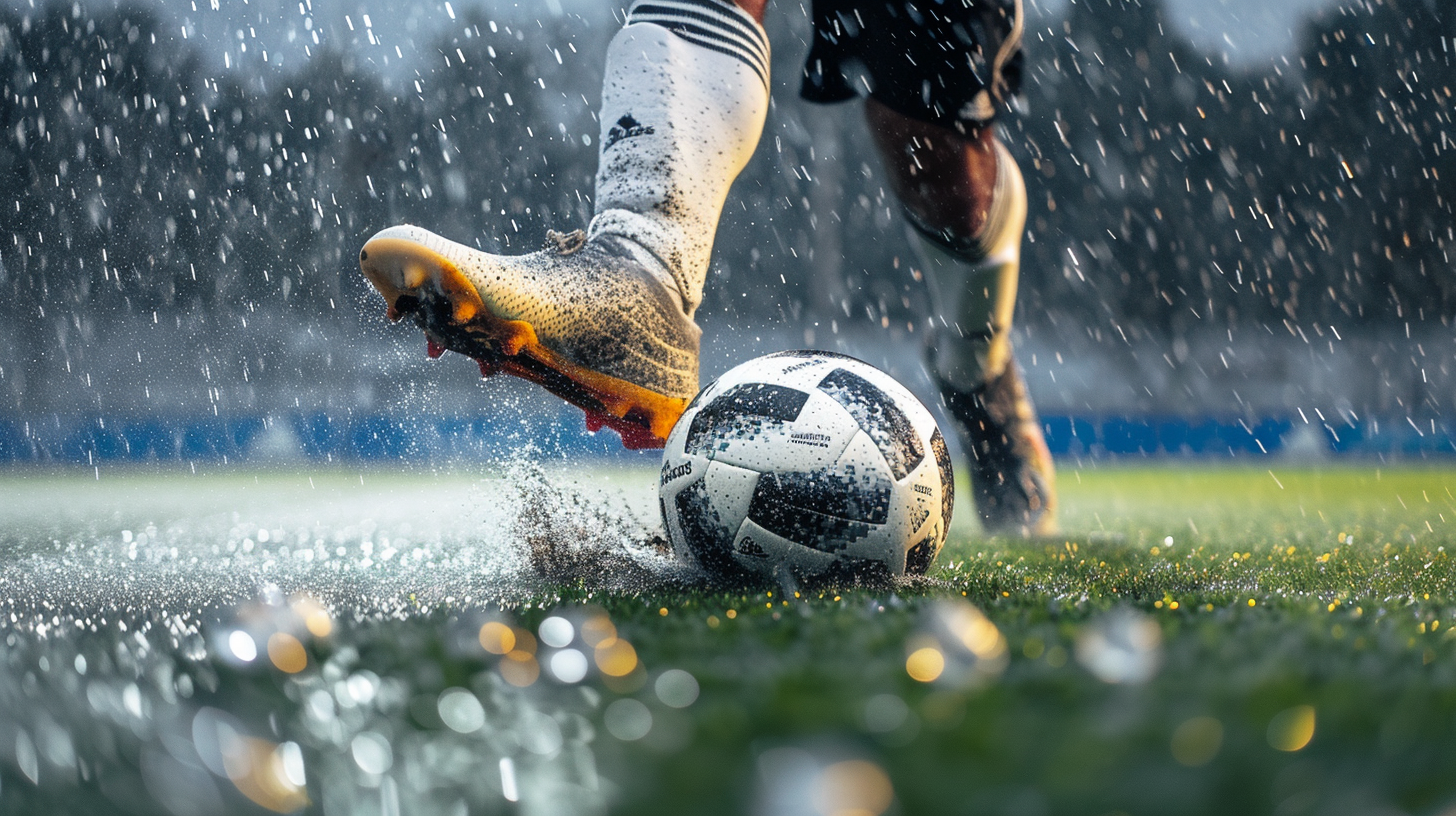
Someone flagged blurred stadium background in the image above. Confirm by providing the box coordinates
[1,0,1452,463]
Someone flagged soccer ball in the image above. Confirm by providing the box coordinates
[659,351,954,583]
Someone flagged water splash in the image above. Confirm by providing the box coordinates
[0,461,689,814]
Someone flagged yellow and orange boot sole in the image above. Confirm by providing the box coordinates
[358,227,700,450]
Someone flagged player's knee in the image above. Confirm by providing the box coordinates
[914,140,1026,262]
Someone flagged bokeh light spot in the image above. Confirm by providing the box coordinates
[511,627,538,656]
[437,688,485,733]
[549,648,589,684]
[1023,637,1045,659]
[604,698,652,741]
[862,694,910,734]
[227,735,309,813]
[275,741,306,789]
[350,732,392,775]
[813,760,894,816]
[478,621,515,655]
[499,757,519,803]
[304,609,333,638]
[581,614,617,647]
[1076,609,1163,684]
[228,630,258,663]
[266,633,307,674]
[1268,705,1316,752]
[927,601,1009,684]
[906,647,944,682]
[500,651,540,687]
[654,669,700,708]
[596,638,638,677]
[538,616,574,648]
[291,596,333,638]
[1171,716,1224,766]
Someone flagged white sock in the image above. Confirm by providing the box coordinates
[588,0,770,318]
[912,140,1028,389]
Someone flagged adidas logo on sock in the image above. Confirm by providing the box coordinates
[604,114,654,150]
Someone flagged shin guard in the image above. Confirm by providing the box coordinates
[911,139,1027,390]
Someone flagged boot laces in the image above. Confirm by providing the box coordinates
[544,229,587,255]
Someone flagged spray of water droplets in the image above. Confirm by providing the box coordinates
[0,457,693,814]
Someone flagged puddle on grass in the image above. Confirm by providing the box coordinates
[0,461,684,815]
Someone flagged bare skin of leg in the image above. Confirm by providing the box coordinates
[724,0,1052,535]
[731,0,768,23]
[864,97,999,242]
[865,98,1056,535]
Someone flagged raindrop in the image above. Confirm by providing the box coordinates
[549,649,589,684]
[437,688,485,733]
[228,631,257,662]
[350,732,392,775]
[653,669,699,708]
[603,699,652,741]
[862,694,909,734]
[538,616,574,647]
[1076,608,1163,684]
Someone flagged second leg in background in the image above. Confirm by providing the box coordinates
[802,0,1056,535]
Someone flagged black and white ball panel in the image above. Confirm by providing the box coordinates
[815,366,925,480]
[731,516,834,576]
[895,430,952,574]
[660,351,955,580]
[685,382,807,454]
[664,459,759,576]
[743,431,893,554]
[685,384,860,475]
[930,427,955,539]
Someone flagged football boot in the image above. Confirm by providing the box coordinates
[359,4,769,448]
[937,361,1057,536]
[359,224,698,449]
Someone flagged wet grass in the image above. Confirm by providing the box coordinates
[1,463,1455,816]
[566,464,1456,816]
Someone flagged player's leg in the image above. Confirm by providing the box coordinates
[798,0,1054,535]
[865,102,1055,537]
[357,0,769,448]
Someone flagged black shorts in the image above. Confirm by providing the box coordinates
[800,0,1024,127]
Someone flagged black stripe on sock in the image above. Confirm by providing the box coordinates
[630,16,768,86]
[630,4,768,70]
[628,1,769,86]
[632,0,767,54]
